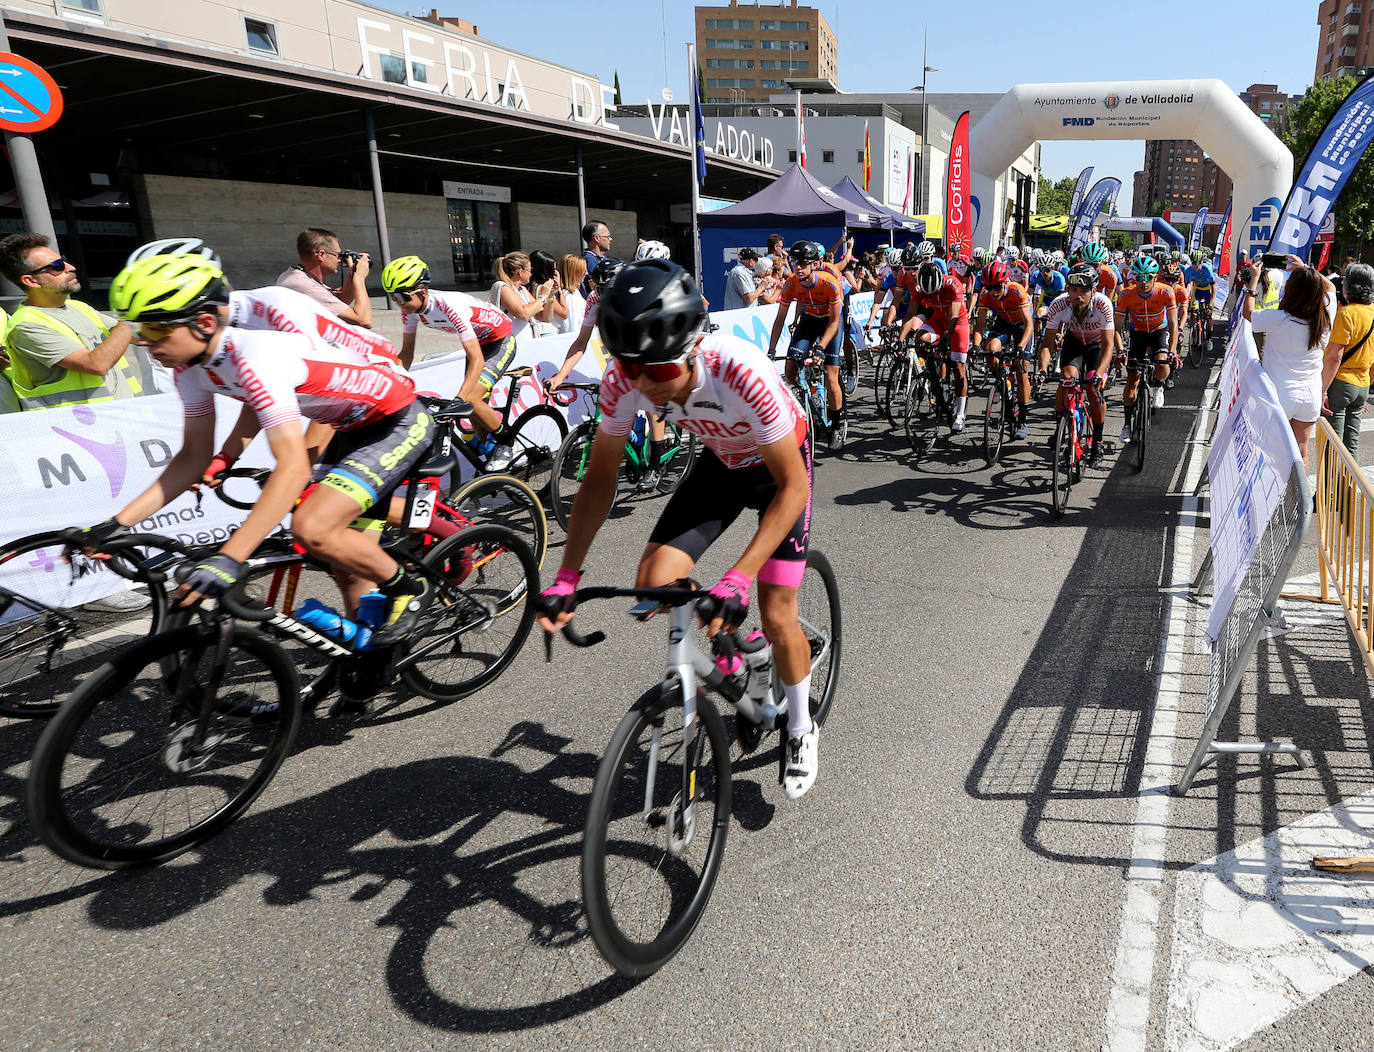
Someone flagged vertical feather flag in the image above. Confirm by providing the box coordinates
[862,120,871,192]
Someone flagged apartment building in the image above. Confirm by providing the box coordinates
[1316,0,1374,82]
[696,0,838,105]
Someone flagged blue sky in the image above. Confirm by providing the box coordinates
[374,1,1322,214]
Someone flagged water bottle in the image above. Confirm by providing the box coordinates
[477,434,498,457]
[631,416,647,448]
[741,631,779,725]
[295,598,371,650]
[356,590,386,631]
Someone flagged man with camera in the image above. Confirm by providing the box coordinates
[276,228,373,329]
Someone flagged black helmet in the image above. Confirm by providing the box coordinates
[917,261,943,294]
[900,244,923,269]
[598,259,707,364]
[1065,262,1099,289]
[788,239,821,264]
[591,257,624,288]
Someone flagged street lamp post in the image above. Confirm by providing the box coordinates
[909,26,937,219]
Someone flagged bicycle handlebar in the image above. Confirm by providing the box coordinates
[207,466,271,511]
[62,531,195,583]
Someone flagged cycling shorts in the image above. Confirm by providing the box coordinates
[479,333,518,392]
[315,401,434,516]
[1195,288,1214,308]
[987,320,1030,361]
[914,320,970,363]
[789,313,843,368]
[1128,329,1170,369]
[1056,334,1103,376]
[649,433,813,587]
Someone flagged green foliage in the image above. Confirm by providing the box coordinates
[1103,230,1135,252]
[1036,175,1076,216]
[1283,77,1374,243]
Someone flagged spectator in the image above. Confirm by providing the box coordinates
[529,249,562,337]
[1243,256,1338,469]
[723,247,765,310]
[0,233,146,412]
[555,254,588,334]
[490,251,555,340]
[580,219,613,295]
[767,233,790,278]
[1324,262,1374,457]
[276,228,372,328]
[755,258,782,305]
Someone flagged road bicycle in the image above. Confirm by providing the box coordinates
[979,347,1024,467]
[1049,375,1100,518]
[781,348,845,449]
[1186,299,1210,368]
[904,334,958,460]
[550,550,841,977]
[881,333,921,429]
[1126,360,1165,474]
[546,381,697,532]
[26,426,540,870]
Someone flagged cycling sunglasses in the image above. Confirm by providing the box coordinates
[619,356,689,382]
[389,288,423,304]
[26,256,71,276]
[137,321,183,342]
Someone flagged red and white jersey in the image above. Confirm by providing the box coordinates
[175,328,416,432]
[1008,259,1030,287]
[229,285,407,374]
[1044,292,1115,341]
[581,290,602,332]
[401,288,512,344]
[599,332,806,469]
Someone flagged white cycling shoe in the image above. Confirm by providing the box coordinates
[1119,424,1133,444]
[783,725,820,800]
[1152,387,1165,410]
[951,413,966,434]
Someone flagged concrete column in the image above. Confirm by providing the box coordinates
[0,13,57,248]
[363,109,392,309]
[575,143,587,237]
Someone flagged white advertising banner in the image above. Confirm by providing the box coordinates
[1205,319,1303,641]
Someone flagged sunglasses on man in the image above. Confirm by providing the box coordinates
[26,256,71,277]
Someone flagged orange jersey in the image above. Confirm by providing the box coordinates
[977,282,1032,324]
[779,271,842,317]
[1116,282,1178,332]
[820,261,845,285]
[1097,265,1118,298]
[1170,282,1189,306]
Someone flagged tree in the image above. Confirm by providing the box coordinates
[1282,77,1374,252]
[1103,230,1135,251]
[613,70,623,106]
[1036,175,1076,215]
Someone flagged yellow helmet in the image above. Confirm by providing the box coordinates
[110,253,228,323]
[380,255,430,294]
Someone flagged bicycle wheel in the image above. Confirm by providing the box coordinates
[550,420,613,532]
[789,382,814,442]
[656,424,697,495]
[1133,389,1149,474]
[503,405,567,501]
[1050,413,1074,518]
[882,357,908,427]
[1188,319,1206,368]
[842,339,859,396]
[400,524,537,702]
[582,683,731,977]
[981,375,1007,467]
[26,623,300,869]
[0,532,178,719]
[797,549,841,727]
[905,374,938,458]
[447,472,549,569]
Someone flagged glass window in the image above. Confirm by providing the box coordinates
[60,0,102,16]
[822,150,834,163]
[707,58,754,69]
[244,16,278,54]
[788,150,797,162]
[760,40,808,50]
[705,19,753,29]
[760,59,809,70]
[760,79,787,89]
[449,199,510,287]
[705,38,754,49]
[380,54,406,84]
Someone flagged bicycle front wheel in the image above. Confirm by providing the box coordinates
[26,624,300,869]
[905,374,938,459]
[400,524,537,702]
[1050,413,1074,518]
[1133,390,1149,474]
[503,405,567,500]
[550,420,613,532]
[1189,320,1206,367]
[582,684,731,977]
[656,424,698,496]
[447,472,549,569]
[982,375,1007,467]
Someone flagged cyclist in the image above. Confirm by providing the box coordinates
[1161,259,1191,387]
[77,254,438,648]
[1185,248,1217,324]
[1043,263,1115,464]
[379,254,519,470]
[1114,255,1179,441]
[900,260,971,432]
[538,260,821,799]
[1006,246,1030,288]
[767,240,846,449]
[971,259,1035,439]
[1032,262,1067,378]
[1083,243,1117,301]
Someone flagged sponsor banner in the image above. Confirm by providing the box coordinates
[1069,166,1094,221]
[1188,207,1209,253]
[1268,71,1374,260]
[693,57,707,188]
[1217,201,1234,276]
[1069,177,1120,252]
[945,111,972,257]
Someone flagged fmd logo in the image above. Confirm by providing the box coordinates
[1063,117,1095,127]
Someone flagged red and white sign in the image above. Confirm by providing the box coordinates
[0,52,63,134]
[944,111,971,258]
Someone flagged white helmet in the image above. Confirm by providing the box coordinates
[634,239,671,261]
[126,236,221,268]
[1005,245,1020,260]
[917,240,937,258]
[884,247,903,267]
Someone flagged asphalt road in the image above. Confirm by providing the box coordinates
[2,345,1371,1050]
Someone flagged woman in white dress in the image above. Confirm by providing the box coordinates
[490,251,555,340]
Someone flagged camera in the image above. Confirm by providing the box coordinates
[1238,264,1254,284]
[339,249,364,267]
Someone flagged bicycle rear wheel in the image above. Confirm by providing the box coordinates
[842,339,859,396]
[447,472,548,569]
[582,684,731,977]
[550,420,615,532]
[656,424,697,495]
[503,405,567,501]
[982,375,1007,466]
[400,524,537,702]
[797,549,841,727]
[26,623,300,869]
[882,357,908,427]
[1050,413,1074,517]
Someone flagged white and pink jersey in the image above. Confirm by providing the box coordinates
[401,288,512,344]
[1044,292,1115,342]
[229,285,407,374]
[174,328,416,432]
[580,290,601,332]
[598,332,806,469]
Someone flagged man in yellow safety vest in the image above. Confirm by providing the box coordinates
[0,232,149,411]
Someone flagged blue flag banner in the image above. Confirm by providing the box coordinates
[1069,166,1094,221]
[1069,177,1120,252]
[693,65,707,188]
[1189,207,1209,254]
[1268,71,1374,260]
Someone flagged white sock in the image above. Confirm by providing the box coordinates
[783,676,813,737]
[955,395,967,416]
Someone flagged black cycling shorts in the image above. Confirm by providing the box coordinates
[315,400,434,518]
[479,333,518,391]
[1057,334,1103,375]
[1128,329,1170,369]
[789,313,843,369]
[988,320,1029,360]
[649,433,813,587]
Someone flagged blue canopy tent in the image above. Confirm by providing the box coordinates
[829,175,925,256]
[698,164,884,305]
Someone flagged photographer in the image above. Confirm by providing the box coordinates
[276,228,372,328]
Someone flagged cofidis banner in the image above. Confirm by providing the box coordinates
[1268,72,1374,260]
[945,111,971,257]
[1068,177,1120,252]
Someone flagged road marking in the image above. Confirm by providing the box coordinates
[1102,369,1213,1052]
[1165,791,1374,1050]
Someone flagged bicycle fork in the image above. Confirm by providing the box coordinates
[647,604,716,855]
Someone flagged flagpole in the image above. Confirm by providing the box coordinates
[688,42,703,285]
[795,89,804,168]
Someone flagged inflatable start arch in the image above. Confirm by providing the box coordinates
[970,79,1292,262]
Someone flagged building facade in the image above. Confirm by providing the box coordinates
[695,0,838,105]
[1316,0,1374,82]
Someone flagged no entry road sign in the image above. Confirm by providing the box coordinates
[0,52,63,134]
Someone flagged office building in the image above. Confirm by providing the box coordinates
[1316,0,1374,82]
[696,0,838,105]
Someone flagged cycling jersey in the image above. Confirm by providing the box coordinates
[910,276,970,360]
[175,327,415,432]
[1044,292,1114,342]
[401,288,512,344]
[779,271,843,317]
[1185,263,1217,290]
[599,332,806,470]
[1116,283,1177,333]
[1035,269,1066,305]
[1096,264,1118,299]
[977,282,1032,324]
[1008,260,1030,287]
[228,286,406,373]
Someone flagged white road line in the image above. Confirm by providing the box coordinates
[1102,372,1214,1051]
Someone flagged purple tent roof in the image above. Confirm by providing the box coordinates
[829,176,925,236]
[699,163,883,230]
